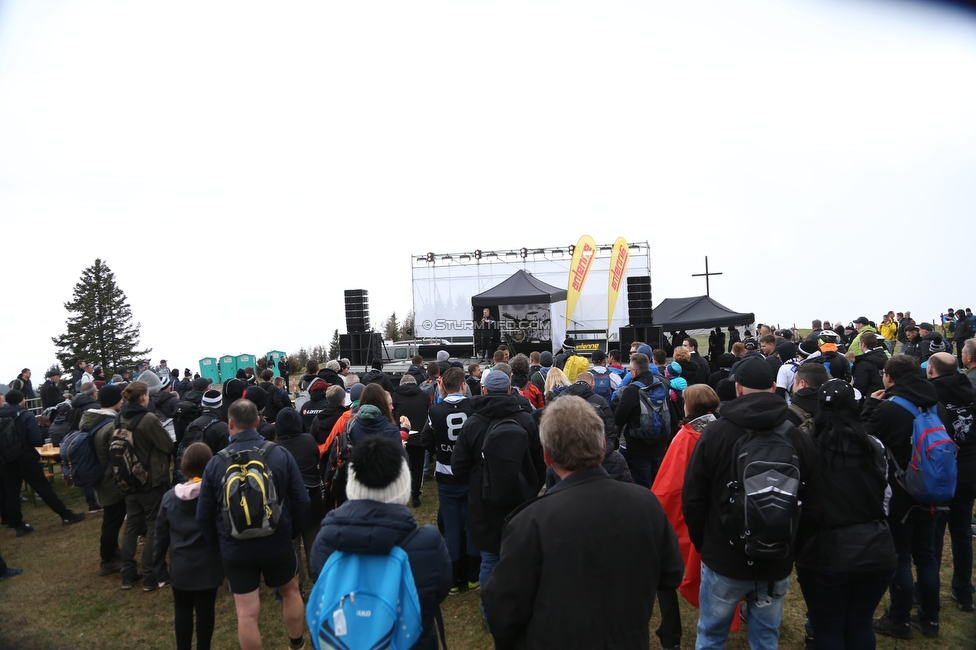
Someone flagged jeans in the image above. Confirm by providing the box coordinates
[696,563,790,650]
[437,482,478,562]
[2,458,69,526]
[100,500,127,562]
[173,586,218,650]
[888,515,940,623]
[797,567,893,650]
[120,485,165,586]
[480,550,500,622]
[620,447,661,489]
[935,480,976,604]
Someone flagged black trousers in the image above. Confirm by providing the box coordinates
[172,587,218,650]
[656,587,682,648]
[406,445,426,499]
[100,500,127,562]
[2,458,69,527]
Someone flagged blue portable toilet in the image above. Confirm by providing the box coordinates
[236,354,256,376]
[198,357,219,385]
[219,355,238,384]
[266,350,286,377]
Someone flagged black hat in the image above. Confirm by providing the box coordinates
[742,337,759,350]
[98,384,124,408]
[184,368,192,377]
[905,323,920,331]
[591,350,607,364]
[798,340,819,358]
[818,379,858,413]
[236,369,247,379]
[563,338,576,350]
[192,377,211,391]
[855,316,870,326]
[731,357,775,390]
[717,353,736,369]
[918,322,934,331]
[244,386,268,410]
[46,368,61,378]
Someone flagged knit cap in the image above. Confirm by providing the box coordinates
[345,436,411,506]
[201,390,222,410]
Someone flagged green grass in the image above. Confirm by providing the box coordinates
[2,469,974,648]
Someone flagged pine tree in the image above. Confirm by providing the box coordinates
[52,259,151,375]
[399,310,415,340]
[329,329,341,361]
[384,312,400,341]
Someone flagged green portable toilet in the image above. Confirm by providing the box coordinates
[198,357,219,385]
[266,350,286,377]
[219,355,238,384]
[236,354,256,376]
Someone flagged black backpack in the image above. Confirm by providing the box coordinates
[725,421,802,560]
[0,411,27,463]
[480,416,537,508]
[323,428,352,508]
[173,415,220,484]
[171,401,202,443]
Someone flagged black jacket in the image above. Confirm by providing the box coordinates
[317,368,345,389]
[68,393,99,431]
[299,391,331,433]
[690,353,710,386]
[153,484,225,591]
[954,316,974,347]
[930,372,976,483]
[615,371,666,460]
[421,395,473,487]
[682,391,821,581]
[309,500,451,650]
[151,390,179,420]
[920,331,949,361]
[407,364,428,384]
[483,467,682,650]
[861,371,954,522]
[450,394,545,554]
[560,382,617,450]
[902,338,922,361]
[0,404,42,462]
[307,403,349,446]
[392,383,430,448]
[39,379,64,409]
[184,409,230,456]
[360,369,395,394]
[852,348,887,397]
[263,387,292,424]
[274,408,324,527]
[786,387,819,427]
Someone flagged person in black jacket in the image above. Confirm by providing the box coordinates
[151,377,180,420]
[8,368,35,400]
[682,358,821,650]
[39,369,65,409]
[953,310,974,366]
[153,442,224,650]
[392,375,431,508]
[184,391,229,456]
[309,436,451,650]
[299,379,331,433]
[274,407,323,586]
[307,386,348,446]
[863,355,954,639]
[68,382,100,430]
[785,362,829,430]
[615,353,667,488]
[482,395,683,649]
[796,380,896,650]
[927,352,976,612]
[359,360,396,395]
[918,322,950,362]
[316,361,345,390]
[450,370,544,628]
[683,337,711,385]
[851,331,887,399]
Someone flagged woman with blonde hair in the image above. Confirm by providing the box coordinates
[542,367,570,405]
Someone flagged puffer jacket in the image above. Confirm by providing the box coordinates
[151,389,179,420]
[309,499,451,650]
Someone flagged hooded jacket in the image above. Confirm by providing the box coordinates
[0,404,41,462]
[560,382,617,450]
[80,408,124,507]
[347,405,405,445]
[861,371,954,521]
[682,391,821,581]
[450,393,545,554]
[300,386,332,433]
[847,325,879,356]
[317,368,345,389]
[309,500,451,650]
[67,392,100,431]
[274,407,324,526]
[360,369,395,394]
[407,364,428,385]
[151,389,179,420]
[393,383,431,448]
[184,408,229,456]
[153,481,225,591]
[308,402,349,446]
[930,372,976,483]
[852,347,887,397]
[920,331,949,362]
[39,379,65,409]
[119,402,174,490]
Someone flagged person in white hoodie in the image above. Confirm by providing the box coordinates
[153,442,224,650]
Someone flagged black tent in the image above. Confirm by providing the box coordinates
[651,295,754,330]
[471,270,567,306]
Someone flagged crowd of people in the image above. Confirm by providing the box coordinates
[0,307,974,649]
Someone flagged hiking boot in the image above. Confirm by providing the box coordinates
[99,560,122,576]
[15,523,34,537]
[952,590,976,612]
[61,511,86,526]
[910,614,939,638]
[874,614,913,640]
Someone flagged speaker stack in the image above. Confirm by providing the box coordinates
[345,289,370,333]
[627,276,652,325]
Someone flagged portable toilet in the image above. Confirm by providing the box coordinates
[219,355,238,384]
[198,357,219,385]
[266,350,286,377]
[236,354,256,376]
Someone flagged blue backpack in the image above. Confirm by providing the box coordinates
[626,379,671,445]
[307,538,423,650]
[60,416,116,487]
[592,370,612,402]
[889,396,957,506]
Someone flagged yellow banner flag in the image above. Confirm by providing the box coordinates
[607,237,630,333]
[566,234,597,330]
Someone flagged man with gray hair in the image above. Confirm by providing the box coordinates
[962,339,976,392]
[482,395,682,648]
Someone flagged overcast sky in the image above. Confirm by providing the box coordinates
[2,0,975,382]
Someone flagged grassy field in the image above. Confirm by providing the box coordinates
[1,477,974,649]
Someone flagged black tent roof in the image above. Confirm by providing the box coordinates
[651,295,754,330]
[471,270,568,306]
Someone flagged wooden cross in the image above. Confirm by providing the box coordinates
[692,256,723,296]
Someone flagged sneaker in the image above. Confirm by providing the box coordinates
[99,561,122,576]
[910,614,939,638]
[87,506,103,514]
[0,568,23,581]
[468,580,480,591]
[449,586,459,596]
[61,511,86,526]
[143,579,170,592]
[15,523,34,537]
[951,590,976,612]
[874,614,913,640]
